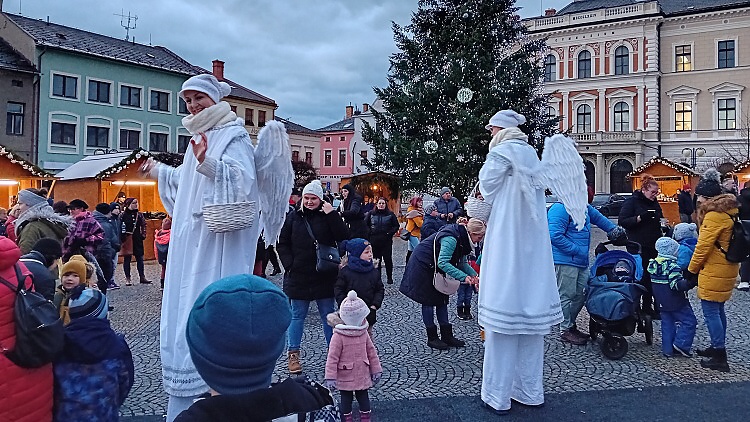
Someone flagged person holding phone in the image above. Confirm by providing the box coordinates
[619,174,664,318]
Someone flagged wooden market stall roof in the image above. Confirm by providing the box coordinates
[626,157,700,180]
[54,149,153,181]
[0,145,54,179]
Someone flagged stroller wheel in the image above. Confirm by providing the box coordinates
[588,318,599,340]
[643,314,654,346]
[601,335,629,360]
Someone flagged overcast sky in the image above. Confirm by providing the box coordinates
[8,0,569,130]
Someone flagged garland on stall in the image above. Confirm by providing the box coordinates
[0,145,53,178]
[627,156,699,179]
[96,148,184,179]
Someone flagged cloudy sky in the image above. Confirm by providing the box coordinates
[8,0,569,129]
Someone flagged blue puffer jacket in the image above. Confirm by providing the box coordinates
[548,203,615,268]
[676,237,697,271]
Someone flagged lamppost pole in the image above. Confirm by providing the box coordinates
[682,147,706,168]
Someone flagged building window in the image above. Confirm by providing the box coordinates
[6,102,24,136]
[676,45,692,72]
[544,54,556,82]
[51,122,76,145]
[86,126,109,148]
[339,136,346,142]
[178,135,191,153]
[613,102,629,132]
[325,136,331,142]
[149,132,168,152]
[120,85,142,107]
[88,80,111,103]
[179,98,189,114]
[718,40,735,69]
[578,51,591,78]
[614,46,629,75]
[52,74,78,99]
[718,98,737,130]
[675,101,692,131]
[576,104,592,133]
[243,109,253,126]
[150,90,170,112]
[338,150,347,166]
[119,129,140,150]
[258,110,267,127]
[324,150,332,167]
[305,151,313,165]
[545,106,556,119]
[292,150,300,162]
[360,150,367,161]
[230,105,237,114]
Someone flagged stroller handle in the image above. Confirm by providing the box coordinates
[595,240,642,255]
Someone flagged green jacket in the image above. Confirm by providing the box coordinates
[17,219,69,255]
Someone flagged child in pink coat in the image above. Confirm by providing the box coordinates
[325,290,383,422]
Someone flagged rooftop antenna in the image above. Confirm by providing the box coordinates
[114,9,138,41]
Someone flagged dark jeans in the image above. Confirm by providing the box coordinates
[457,283,473,307]
[340,390,371,414]
[123,254,145,279]
[701,300,727,349]
[370,237,394,279]
[421,304,449,328]
[741,257,750,282]
[95,253,114,294]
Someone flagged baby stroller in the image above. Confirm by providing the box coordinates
[586,240,653,360]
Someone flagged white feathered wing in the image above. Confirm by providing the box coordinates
[255,120,294,247]
[538,134,588,231]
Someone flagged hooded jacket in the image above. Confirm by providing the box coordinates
[14,206,70,255]
[324,324,382,392]
[648,255,694,312]
[19,251,56,301]
[688,194,740,303]
[548,203,615,268]
[53,317,134,422]
[93,211,120,258]
[0,237,53,422]
[618,190,664,257]
[676,237,697,271]
[340,184,367,238]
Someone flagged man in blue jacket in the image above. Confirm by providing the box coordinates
[434,187,463,226]
[548,201,623,345]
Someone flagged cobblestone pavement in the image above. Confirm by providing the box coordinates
[112,225,750,417]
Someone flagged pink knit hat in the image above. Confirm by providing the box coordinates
[338,291,370,327]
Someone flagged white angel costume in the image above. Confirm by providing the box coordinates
[478,127,586,412]
[151,101,292,414]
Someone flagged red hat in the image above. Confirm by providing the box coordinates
[682,184,691,191]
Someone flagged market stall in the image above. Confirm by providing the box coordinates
[0,145,54,209]
[340,171,401,215]
[627,157,700,225]
[52,149,171,260]
[734,160,750,186]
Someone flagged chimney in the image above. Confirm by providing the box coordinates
[345,105,354,118]
[212,59,225,80]
[363,103,370,113]
[545,8,556,16]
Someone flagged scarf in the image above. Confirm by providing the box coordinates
[488,127,529,151]
[181,101,238,135]
[347,256,374,273]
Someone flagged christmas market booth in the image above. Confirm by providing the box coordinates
[340,171,401,215]
[733,160,750,186]
[52,149,176,260]
[0,144,54,209]
[627,157,700,224]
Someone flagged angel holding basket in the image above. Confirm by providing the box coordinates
[139,74,293,421]
[477,110,587,415]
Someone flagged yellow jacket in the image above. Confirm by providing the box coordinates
[688,194,739,303]
[404,206,423,239]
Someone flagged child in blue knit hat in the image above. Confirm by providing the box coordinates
[334,238,385,337]
[672,222,698,270]
[648,237,698,357]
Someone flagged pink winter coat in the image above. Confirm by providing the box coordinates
[324,326,382,391]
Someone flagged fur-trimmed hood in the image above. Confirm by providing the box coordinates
[14,203,73,236]
[697,193,739,226]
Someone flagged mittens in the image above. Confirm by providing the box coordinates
[324,379,337,390]
[371,372,382,385]
[683,270,699,288]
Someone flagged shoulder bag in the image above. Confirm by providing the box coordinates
[302,216,341,273]
[432,236,460,295]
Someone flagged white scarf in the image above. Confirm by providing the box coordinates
[488,127,529,151]
[181,101,237,135]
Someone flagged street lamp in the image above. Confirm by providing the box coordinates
[682,147,706,168]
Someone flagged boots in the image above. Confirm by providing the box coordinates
[700,347,730,372]
[440,324,465,347]
[464,305,473,320]
[360,410,371,422]
[696,346,716,357]
[457,306,467,320]
[387,269,394,285]
[139,276,152,284]
[405,250,412,264]
[342,413,353,422]
[426,326,449,350]
[288,350,302,374]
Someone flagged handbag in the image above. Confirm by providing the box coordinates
[432,235,460,295]
[400,228,412,241]
[302,217,341,273]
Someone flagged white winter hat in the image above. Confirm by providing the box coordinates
[485,109,527,130]
[179,74,232,104]
[338,291,370,327]
[302,181,324,200]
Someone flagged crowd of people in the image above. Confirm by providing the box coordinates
[2,73,748,422]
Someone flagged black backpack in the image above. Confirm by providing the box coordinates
[716,213,750,263]
[0,263,64,368]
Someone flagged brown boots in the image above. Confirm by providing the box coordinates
[288,350,302,374]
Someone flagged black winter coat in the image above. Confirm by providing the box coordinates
[618,190,663,258]
[738,188,750,220]
[335,266,385,309]
[365,208,399,242]
[278,205,349,300]
[420,214,442,241]
[677,191,694,215]
[400,224,473,306]
[92,211,117,260]
[19,251,56,301]
[341,193,367,239]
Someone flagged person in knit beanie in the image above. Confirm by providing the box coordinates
[648,237,697,358]
[324,291,383,422]
[19,238,63,301]
[672,222,698,270]
[53,285,134,421]
[175,274,334,421]
[334,239,384,333]
[54,258,88,325]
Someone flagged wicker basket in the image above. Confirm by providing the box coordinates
[465,183,492,223]
[202,201,257,233]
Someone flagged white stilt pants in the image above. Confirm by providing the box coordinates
[481,332,545,411]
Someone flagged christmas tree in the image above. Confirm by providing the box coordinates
[363,0,557,200]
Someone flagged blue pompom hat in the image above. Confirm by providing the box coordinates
[186,274,291,395]
[342,238,370,258]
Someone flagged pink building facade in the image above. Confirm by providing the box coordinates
[317,105,356,193]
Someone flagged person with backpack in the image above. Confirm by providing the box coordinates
[154,218,171,289]
[0,236,54,422]
[19,238,63,302]
[686,168,740,372]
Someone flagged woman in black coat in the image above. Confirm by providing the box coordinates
[340,183,367,239]
[618,174,663,317]
[277,183,349,375]
[365,197,400,284]
[120,197,150,285]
